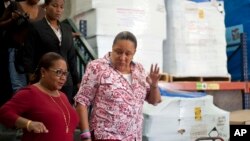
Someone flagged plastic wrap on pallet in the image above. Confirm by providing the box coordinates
[75,8,166,38]
[159,87,206,98]
[163,0,229,77]
[76,0,165,13]
[142,95,229,141]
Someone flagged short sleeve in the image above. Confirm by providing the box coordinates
[74,61,98,106]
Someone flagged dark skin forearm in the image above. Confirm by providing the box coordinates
[76,103,92,141]
[147,85,161,105]
[146,64,162,105]
[76,103,90,131]
[15,117,48,133]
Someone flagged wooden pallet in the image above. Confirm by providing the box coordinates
[159,73,170,82]
[159,73,231,82]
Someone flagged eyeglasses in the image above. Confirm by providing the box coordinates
[49,68,68,77]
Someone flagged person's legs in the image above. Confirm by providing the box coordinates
[8,48,27,93]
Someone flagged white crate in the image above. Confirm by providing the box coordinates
[143,95,230,141]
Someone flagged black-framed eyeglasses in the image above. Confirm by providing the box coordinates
[49,68,68,77]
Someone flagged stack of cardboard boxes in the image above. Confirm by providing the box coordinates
[73,0,166,72]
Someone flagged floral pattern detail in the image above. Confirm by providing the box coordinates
[74,53,149,141]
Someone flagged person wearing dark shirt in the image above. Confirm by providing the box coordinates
[0,0,45,95]
[23,0,80,104]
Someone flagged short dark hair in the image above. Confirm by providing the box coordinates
[112,31,137,48]
[45,0,64,5]
[44,0,52,5]
[31,52,66,84]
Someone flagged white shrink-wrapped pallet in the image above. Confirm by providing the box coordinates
[142,95,229,141]
[163,0,229,77]
[76,0,165,13]
[87,35,163,72]
[75,7,166,38]
[72,0,166,72]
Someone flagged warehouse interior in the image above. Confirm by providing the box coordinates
[1,0,250,141]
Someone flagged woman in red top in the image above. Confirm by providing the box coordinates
[0,52,79,141]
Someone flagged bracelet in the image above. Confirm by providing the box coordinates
[150,84,158,88]
[81,129,90,133]
[80,131,91,139]
[26,120,32,131]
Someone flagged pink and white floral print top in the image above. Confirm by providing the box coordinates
[74,53,150,141]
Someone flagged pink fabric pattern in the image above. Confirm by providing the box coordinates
[74,53,150,141]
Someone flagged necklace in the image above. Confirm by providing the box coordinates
[49,94,71,133]
[38,82,71,133]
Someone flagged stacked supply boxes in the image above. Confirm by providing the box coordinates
[163,0,230,77]
[143,95,229,141]
[73,0,166,72]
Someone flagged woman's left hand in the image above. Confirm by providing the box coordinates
[146,64,160,87]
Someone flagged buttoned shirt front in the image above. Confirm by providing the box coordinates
[74,53,150,141]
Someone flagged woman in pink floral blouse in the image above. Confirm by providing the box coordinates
[74,31,161,141]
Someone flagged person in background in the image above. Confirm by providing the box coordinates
[0,0,45,40]
[0,10,31,107]
[23,0,80,104]
[74,31,162,141]
[0,0,12,107]
[0,0,10,20]
[0,0,45,94]
[18,0,45,22]
[0,52,79,141]
[0,0,6,16]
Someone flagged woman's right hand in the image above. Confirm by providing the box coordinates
[28,121,49,133]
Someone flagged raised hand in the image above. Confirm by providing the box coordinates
[146,64,160,87]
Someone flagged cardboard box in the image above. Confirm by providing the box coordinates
[230,110,250,125]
